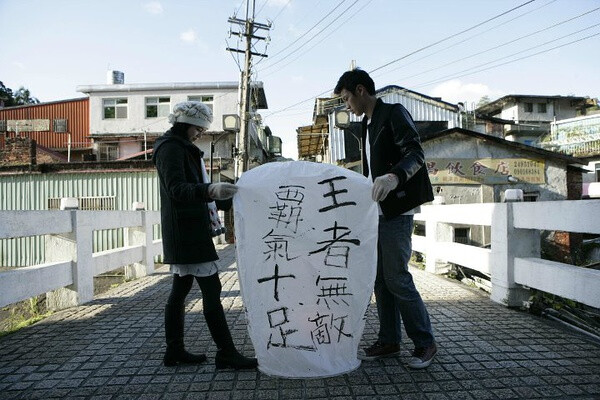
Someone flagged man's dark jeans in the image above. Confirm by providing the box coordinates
[374,214,434,348]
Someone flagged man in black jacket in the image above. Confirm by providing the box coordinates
[334,69,437,369]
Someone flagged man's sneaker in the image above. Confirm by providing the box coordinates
[357,341,400,361]
[407,342,437,369]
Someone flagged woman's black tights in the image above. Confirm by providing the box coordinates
[166,273,222,313]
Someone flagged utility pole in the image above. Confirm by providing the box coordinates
[226,0,270,177]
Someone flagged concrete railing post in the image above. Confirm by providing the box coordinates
[425,216,438,273]
[46,198,94,311]
[490,200,536,307]
[124,202,154,279]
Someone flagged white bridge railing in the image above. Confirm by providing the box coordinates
[413,199,600,308]
[0,208,162,310]
[0,200,599,311]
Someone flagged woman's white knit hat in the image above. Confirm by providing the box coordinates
[168,101,212,129]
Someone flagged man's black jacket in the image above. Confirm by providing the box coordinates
[361,98,434,218]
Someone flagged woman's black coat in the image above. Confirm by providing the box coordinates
[152,129,231,264]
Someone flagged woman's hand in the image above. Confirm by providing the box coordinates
[208,183,238,200]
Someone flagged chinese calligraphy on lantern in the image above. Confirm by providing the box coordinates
[233,161,377,378]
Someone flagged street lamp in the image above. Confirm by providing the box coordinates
[334,109,363,174]
[223,114,240,132]
[220,114,241,182]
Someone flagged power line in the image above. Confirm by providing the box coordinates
[259,0,362,74]
[260,0,375,79]
[411,31,600,90]
[369,0,536,75]
[373,0,560,80]
[271,0,292,23]
[265,0,537,118]
[255,0,269,17]
[390,8,600,84]
[259,0,349,69]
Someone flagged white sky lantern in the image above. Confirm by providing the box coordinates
[233,161,378,378]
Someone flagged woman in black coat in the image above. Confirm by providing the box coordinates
[152,101,257,370]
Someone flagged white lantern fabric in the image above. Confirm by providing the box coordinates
[233,161,378,378]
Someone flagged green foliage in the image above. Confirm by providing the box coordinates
[0,81,40,107]
[0,296,52,337]
[476,95,491,108]
[0,81,16,107]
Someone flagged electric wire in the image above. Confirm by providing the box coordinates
[271,0,292,23]
[225,39,244,72]
[373,0,560,80]
[259,0,375,79]
[259,0,361,73]
[233,0,245,17]
[411,31,600,90]
[255,0,269,17]
[368,0,536,75]
[390,9,600,84]
[265,0,537,118]
[259,0,349,67]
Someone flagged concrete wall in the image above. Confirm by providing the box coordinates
[88,89,239,136]
[422,132,573,248]
[498,98,580,122]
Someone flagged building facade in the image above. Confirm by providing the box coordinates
[77,75,273,181]
[539,113,600,196]
[0,98,91,162]
[475,95,596,145]
[298,85,460,170]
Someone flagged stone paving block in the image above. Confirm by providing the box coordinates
[305,387,328,398]
[0,245,599,400]
[185,393,207,400]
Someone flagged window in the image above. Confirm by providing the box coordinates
[454,228,470,244]
[188,95,214,111]
[47,196,116,210]
[523,192,539,202]
[146,97,170,118]
[98,143,119,161]
[103,98,128,119]
[53,119,67,133]
[538,103,547,113]
[0,120,6,132]
[524,102,533,112]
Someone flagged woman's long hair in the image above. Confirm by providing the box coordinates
[170,122,193,140]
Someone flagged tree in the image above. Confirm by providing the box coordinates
[13,87,40,105]
[476,95,491,108]
[0,81,16,107]
[0,82,40,107]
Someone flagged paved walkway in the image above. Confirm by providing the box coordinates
[1,244,599,400]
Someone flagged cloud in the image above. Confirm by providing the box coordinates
[143,1,163,14]
[265,0,290,6]
[180,29,197,43]
[12,61,25,70]
[430,79,504,105]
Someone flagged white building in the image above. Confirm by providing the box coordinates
[301,85,459,171]
[77,73,271,181]
[475,95,595,145]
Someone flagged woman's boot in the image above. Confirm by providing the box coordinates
[164,304,207,366]
[204,306,258,370]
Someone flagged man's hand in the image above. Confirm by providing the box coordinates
[372,173,399,202]
[208,183,238,200]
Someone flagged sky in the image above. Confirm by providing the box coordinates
[1,0,599,159]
